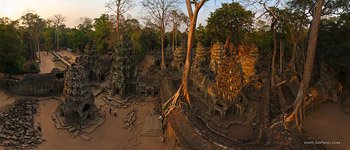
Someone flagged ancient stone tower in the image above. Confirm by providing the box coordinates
[193,42,209,73]
[173,47,184,71]
[237,45,259,84]
[210,42,225,75]
[59,57,96,125]
[212,57,244,118]
[111,46,132,99]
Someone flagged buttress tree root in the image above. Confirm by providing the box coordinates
[161,0,206,118]
[283,93,306,132]
[162,84,191,118]
[283,0,324,132]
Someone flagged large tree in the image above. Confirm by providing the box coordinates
[21,12,45,61]
[141,0,180,69]
[284,0,325,131]
[170,10,187,53]
[51,14,66,50]
[0,22,25,76]
[105,0,134,38]
[163,0,207,117]
[207,2,254,55]
[93,14,115,54]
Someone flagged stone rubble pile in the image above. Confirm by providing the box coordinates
[123,109,137,129]
[0,98,44,149]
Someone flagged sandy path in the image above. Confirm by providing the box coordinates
[35,98,170,150]
[303,102,350,149]
[39,52,55,74]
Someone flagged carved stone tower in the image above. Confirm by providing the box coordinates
[59,57,96,125]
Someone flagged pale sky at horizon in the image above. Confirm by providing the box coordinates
[0,0,232,28]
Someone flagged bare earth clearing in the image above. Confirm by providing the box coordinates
[33,98,170,150]
[303,102,350,149]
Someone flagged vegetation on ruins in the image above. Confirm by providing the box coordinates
[163,0,207,117]
[207,2,254,55]
[141,0,180,69]
[0,0,350,140]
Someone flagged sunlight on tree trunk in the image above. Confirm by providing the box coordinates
[163,0,207,117]
[279,39,284,75]
[284,0,324,132]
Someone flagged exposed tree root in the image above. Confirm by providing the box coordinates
[269,121,283,129]
[162,84,191,118]
[283,94,305,132]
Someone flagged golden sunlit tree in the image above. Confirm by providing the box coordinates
[163,0,208,117]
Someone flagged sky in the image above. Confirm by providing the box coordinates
[0,0,232,28]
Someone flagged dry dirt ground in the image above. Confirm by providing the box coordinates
[39,52,56,74]
[38,50,75,74]
[33,97,171,150]
[303,102,350,149]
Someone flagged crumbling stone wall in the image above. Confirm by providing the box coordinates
[0,69,64,96]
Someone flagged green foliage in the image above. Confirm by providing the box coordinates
[318,12,350,73]
[0,23,25,75]
[43,27,55,52]
[195,24,211,47]
[20,13,46,59]
[93,14,115,54]
[207,2,254,44]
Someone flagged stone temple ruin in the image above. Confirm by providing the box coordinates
[209,42,226,76]
[172,46,185,72]
[192,42,210,74]
[58,57,97,126]
[111,46,135,99]
[190,42,260,123]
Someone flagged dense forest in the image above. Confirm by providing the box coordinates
[1,1,349,76]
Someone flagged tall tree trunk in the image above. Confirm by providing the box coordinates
[37,37,41,63]
[29,39,34,60]
[224,35,231,53]
[116,0,120,35]
[161,27,166,69]
[56,29,59,50]
[279,39,284,75]
[163,0,206,117]
[181,10,199,101]
[284,0,324,131]
[289,41,297,71]
[271,20,277,86]
[172,25,176,54]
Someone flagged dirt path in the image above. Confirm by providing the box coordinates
[303,102,350,149]
[39,52,55,74]
[34,98,170,150]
